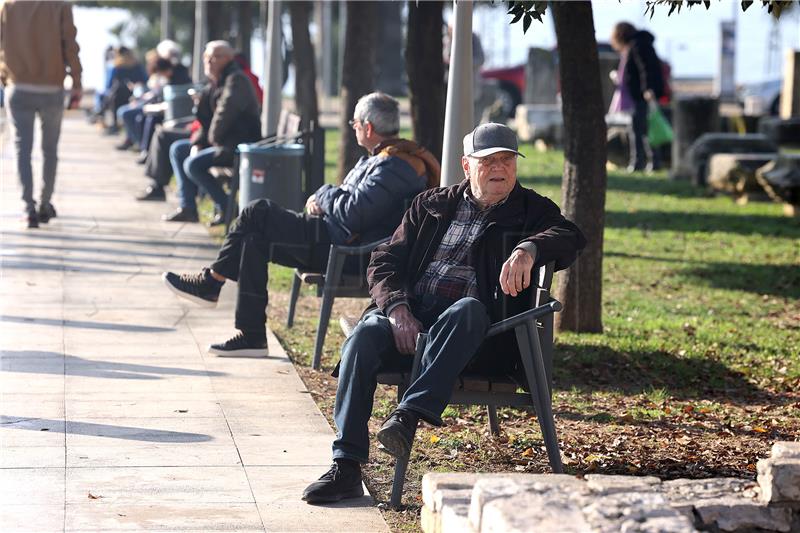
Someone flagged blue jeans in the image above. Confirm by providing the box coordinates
[5,87,64,212]
[117,103,144,144]
[169,139,229,212]
[332,296,490,463]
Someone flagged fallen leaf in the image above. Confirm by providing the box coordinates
[522,447,534,457]
[584,454,602,463]
[753,426,768,433]
[88,492,102,500]
[429,435,441,444]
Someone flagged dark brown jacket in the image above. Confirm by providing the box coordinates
[192,60,261,166]
[367,180,586,325]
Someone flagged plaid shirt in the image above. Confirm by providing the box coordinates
[412,191,503,303]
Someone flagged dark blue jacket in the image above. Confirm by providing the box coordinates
[314,139,440,245]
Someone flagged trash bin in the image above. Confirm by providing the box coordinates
[163,84,195,121]
[238,143,306,213]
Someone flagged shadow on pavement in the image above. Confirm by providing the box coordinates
[1,351,226,379]
[0,415,213,442]
[1,315,175,333]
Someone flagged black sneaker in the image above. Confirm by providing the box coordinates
[136,186,166,202]
[38,203,57,224]
[162,268,222,308]
[115,139,134,151]
[162,208,199,222]
[208,331,268,357]
[302,461,364,504]
[377,409,418,458]
[26,210,39,229]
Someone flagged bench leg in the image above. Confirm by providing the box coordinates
[389,421,418,509]
[287,271,302,328]
[515,321,563,473]
[312,290,334,370]
[487,405,500,436]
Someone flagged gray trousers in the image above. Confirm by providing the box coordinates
[6,87,64,212]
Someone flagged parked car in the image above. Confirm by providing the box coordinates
[738,79,782,116]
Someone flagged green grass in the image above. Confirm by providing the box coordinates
[261,133,799,529]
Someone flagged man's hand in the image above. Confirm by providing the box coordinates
[499,248,534,297]
[190,145,199,157]
[643,89,655,102]
[305,195,323,216]
[388,305,423,355]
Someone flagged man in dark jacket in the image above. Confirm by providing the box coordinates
[162,92,440,357]
[301,123,586,504]
[163,40,261,222]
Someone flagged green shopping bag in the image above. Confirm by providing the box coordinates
[647,102,673,147]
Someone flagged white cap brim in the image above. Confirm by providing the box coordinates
[468,147,525,158]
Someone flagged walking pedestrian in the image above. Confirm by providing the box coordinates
[0,0,82,228]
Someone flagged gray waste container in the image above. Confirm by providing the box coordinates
[238,143,306,213]
[163,84,195,120]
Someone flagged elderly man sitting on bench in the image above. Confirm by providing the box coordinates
[162,92,440,356]
[301,123,586,504]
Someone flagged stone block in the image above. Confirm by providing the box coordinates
[619,514,698,533]
[663,477,756,514]
[585,474,662,495]
[441,503,473,533]
[422,473,482,510]
[515,104,563,145]
[421,505,439,533]
[480,492,589,533]
[468,474,586,531]
[758,458,800,504]
[693,496,793,532]
[433,488,473,513]
[772,441,800,459]
[582,491,692,532]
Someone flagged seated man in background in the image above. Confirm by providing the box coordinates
[162,40,261,223]
[162,92,440,357]
[301,123,586,503]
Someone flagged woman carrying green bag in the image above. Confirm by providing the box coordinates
[610,22,667,172]
[648,100,673,148]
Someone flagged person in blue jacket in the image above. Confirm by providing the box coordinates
[161,92,441,356]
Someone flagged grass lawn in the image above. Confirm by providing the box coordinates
[213,132,799,532]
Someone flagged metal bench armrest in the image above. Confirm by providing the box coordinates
[329,237,391,257]
[486,300,562,338]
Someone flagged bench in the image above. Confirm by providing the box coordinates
[340,262,562,508]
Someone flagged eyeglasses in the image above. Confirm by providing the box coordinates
[348,119,358,129]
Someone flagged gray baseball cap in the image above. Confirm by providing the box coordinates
[463,122,525,158]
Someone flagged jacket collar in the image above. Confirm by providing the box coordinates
[422,179,524,222]
[216,60,240,87]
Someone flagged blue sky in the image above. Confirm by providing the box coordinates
[74,1,800,92]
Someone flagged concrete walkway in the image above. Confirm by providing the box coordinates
[0,113,388,532]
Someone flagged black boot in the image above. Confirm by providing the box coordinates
[302,460,364,504]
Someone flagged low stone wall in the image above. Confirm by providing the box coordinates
[421,442,800,533]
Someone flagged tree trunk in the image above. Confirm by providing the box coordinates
[551,2,607,333]
[337,1,377,182]
[405,0,445,161]
[289,1,319,130]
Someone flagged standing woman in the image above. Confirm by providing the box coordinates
[609,22,665,172]
[0,0,83,228]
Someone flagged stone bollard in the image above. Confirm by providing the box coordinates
[758,442,800,505]
[671,96,720,181]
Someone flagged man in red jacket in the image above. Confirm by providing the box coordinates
[302,123,586,504]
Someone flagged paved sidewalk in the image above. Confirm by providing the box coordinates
[0,114,388,532]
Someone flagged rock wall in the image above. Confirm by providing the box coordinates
[421,442,800,533]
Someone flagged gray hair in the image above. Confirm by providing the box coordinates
[156,39,181,61]
[205,40,234,57]
[354,92,399,136]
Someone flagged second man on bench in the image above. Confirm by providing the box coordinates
[162,92,440,356]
